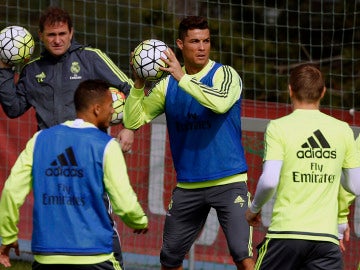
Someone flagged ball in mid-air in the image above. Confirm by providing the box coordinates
[132,39,169,81]
[0,25,35,65]
[109,87,126,125]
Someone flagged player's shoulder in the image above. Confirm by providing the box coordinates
[267,114,291,127]
[25,55,41,66]
[76,41,104,55]
[80,46,113,64]
[66,40,103,57]
[82,46,103,54]
[213,61,237,73]
[269,110,351,131]
[212,61,241,83]
[266,111,310,135]
[317,111,351,130]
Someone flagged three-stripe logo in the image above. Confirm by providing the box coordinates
[50,147,78,166]
[296,129,336,159]
[45,147,84,177]
[301,129,330,149]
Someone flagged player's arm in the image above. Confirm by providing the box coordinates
[246,121,284,226]
[340,127,360,196]
[0,66,30,118]
[85,48,133,96]
[0,60,11,69]
[338,182,356,225]
[161,49,241,114]
[337,184,355,251]
[0,132,38,245]
[341,167,360,196]
[103,139,148,230]
[337,130,360,251]
[179,65,241,114]
[249,160,282,215]
[123,78,167,130]
[246,160,282,227]
[0,241,19,267]
[85,48,138,151]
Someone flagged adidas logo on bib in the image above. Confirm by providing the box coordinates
[296,129,336,159]
[45,147,84,177]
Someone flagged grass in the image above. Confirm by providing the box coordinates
[0,260,31,270]
[0,260,159,270]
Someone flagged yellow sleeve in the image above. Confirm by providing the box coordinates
[0,132,38,245]
[123,78,167,130]
[178,65,242,114]
[356,133,360,151]
[103,139,148,229]
[338,133,360,224]
[123,64,242,129]
[263,121,285,161]
[338,185,356,224]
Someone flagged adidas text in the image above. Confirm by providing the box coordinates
[296,149,336,159]
[45,167,84,177]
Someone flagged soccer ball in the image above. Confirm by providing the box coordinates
[109,87,126,125]
[132,39,169,81]
[0,25,35,65]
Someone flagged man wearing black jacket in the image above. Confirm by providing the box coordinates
[0,6,134,151]
[0,6,135,268]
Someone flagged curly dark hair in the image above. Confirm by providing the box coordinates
[178,16,209,40]
[39,6,73,33]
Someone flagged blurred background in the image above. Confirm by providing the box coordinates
[0,0,359,269]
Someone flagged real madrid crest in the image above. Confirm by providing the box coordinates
[70,61,82,80]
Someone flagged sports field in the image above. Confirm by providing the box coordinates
[1,1,360,269]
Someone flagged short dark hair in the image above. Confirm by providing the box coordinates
[74,80,110,113]
[289,64,325,102]
[39,7,73,33]
[178,16,209,40]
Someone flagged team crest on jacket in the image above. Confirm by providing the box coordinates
[70,61,82,80]
[35,72,46,83]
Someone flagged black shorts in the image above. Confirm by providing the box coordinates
[112,233,124,269]
[103,193,124,269]
[160,181,253,268]
[255,238,343,270]
[32,256,121,270]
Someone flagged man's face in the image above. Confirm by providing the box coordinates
[38,22,73,57]
[176,28,210,74]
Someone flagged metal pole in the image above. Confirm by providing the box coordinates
[189,244,195,270]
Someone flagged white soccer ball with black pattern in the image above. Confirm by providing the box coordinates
[0,25,35,65]
[132,39,169,81]
[109,87,126,125]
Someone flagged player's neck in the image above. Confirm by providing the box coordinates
[184,60,209,75]
[292,101,320,110]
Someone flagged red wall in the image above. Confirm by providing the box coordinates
[1,100,359,268]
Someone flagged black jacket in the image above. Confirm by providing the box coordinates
[0,40,132,130]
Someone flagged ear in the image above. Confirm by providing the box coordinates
[320,86,326,99]
[69,27,74,40]
[176,39,183,50]
[288,85,293,98]
[93,103,101,116]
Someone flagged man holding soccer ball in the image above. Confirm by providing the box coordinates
[125,16,255,270]
[0,6,136,269]
[0,6,134,152]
